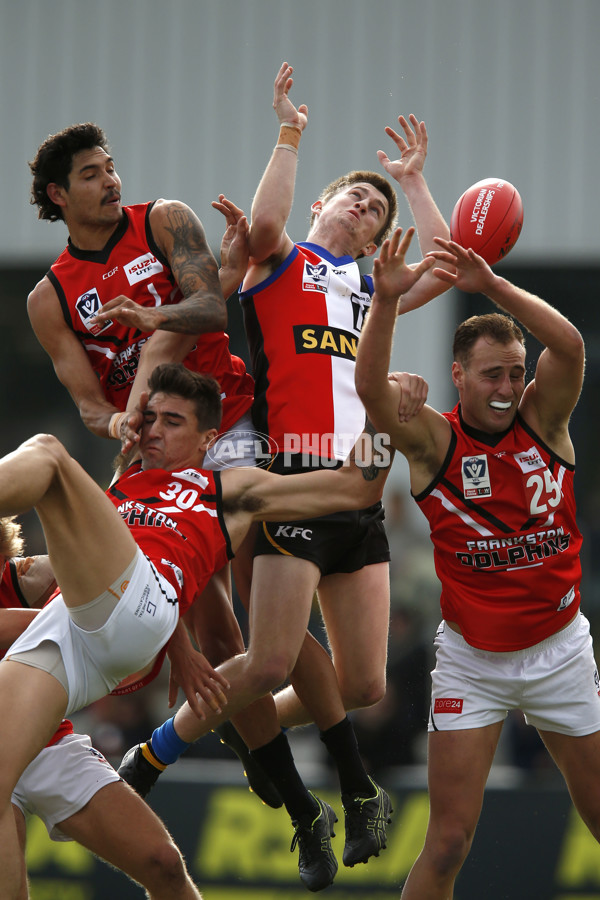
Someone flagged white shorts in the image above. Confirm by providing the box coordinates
[5,548,179,716]
[429,613,600,736]
[204,411,259,469]
[11,733,120,842]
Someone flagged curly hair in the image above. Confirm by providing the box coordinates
[0,516,24,561]
[310,170,398,253]
[453,313,525,366]
[29,123,110,222]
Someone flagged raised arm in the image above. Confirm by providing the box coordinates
[378,115,453,313]
[355,232,451,492]
[222,433,392,533]
[355,228,435,442]
[245,62,308,281]
[212,195,250,297]
[431,238,585,446]
[27,277,122,437]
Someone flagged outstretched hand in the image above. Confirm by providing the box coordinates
[273,61,308,130]
[212,194,249,287]
[166,623,230,719]
[428,238,496,294]
[92,295,164,332]
[372,227,435,302]
[377,114,428,183]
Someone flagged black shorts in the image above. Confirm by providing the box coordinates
[253,456,390,576]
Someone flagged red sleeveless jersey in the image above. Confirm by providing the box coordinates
[0,560,29,609]
[240,243,372,460]
[48,202,254,432]
[415,405,582,651]
[107,461,233,616]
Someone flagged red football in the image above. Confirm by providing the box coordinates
[450,178,523,265]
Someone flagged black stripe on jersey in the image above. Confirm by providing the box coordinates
[212,471,234,561]
[412,430,458,502]
[239,292,270,437]
[47,270,129,349]
[144,201,174,280]
[7,560,28,608]
[359,273,373,297]
[65,211,130,264]
[108,484,128,501]
[440,477,514,534]
[145,556,179,607]
[516,411,575,472]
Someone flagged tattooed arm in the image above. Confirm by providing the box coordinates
[91,199,227,334]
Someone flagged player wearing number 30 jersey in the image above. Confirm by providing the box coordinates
[415,404,582,651]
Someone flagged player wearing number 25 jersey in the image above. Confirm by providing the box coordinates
[415,405,582,652]
[48,201,254,433]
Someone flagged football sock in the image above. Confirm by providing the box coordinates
[250,731,317,822]
[319,715,373,797]
[148,717,191,766]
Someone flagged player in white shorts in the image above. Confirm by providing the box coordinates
[429,614,600,735]
[0,361,394,896]
[11,727,202,899]
[7,548,179,715]
[0,516,201,900]
[354,231,600,898]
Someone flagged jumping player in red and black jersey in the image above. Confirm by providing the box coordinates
[0,360,393,896]
[355,236,597,898]
[25,123,280,802]
[27,123,253,444]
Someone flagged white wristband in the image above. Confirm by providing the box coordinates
[108,412,128,439]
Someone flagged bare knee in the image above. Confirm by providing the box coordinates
[425,824,475,882]
[245,652,293,697]
[138,839,193,894]
[340,676,386,711]
[24,433,65,460]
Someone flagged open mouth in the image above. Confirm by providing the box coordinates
[489,401,512,410]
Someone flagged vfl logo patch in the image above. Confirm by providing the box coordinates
[302,261,329,293]
[125,253,164,285]
[76,288,112,334]
[434,698,463,714]
[461,454,491,498]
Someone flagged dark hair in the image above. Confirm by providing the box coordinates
[453,313,525,366]
[147,364,223,431]
[29,123,110,222]
[310,170,398,252]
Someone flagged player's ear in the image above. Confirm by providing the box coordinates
[451,361,463,389]
[360,241,378,258]
[310,200,322,217]
[200,429,219,453]
[46,183,67,208]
